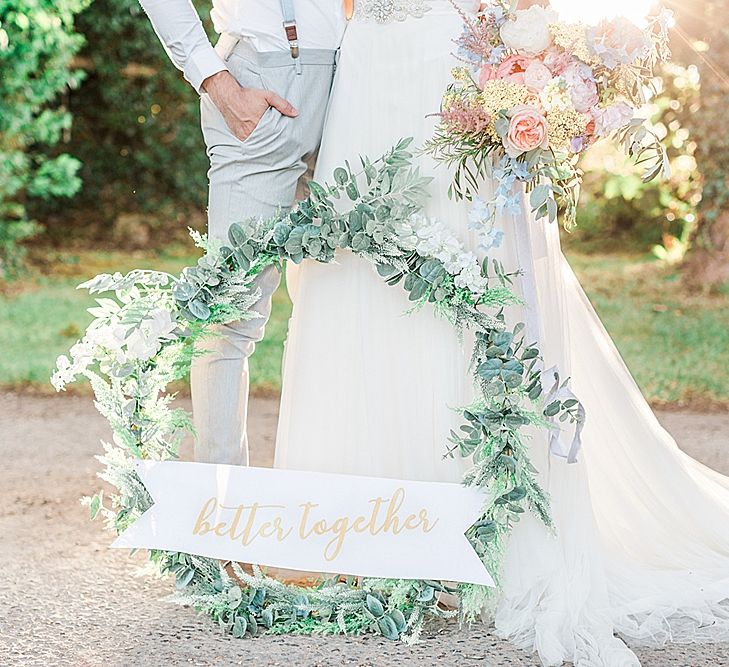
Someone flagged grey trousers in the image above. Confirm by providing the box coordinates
[191,36,337,465]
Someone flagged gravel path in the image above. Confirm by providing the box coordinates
[2,392,729,667]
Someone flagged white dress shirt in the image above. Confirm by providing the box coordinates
[139,0,346,92]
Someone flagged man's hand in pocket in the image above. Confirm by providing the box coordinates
[202,70,298,142]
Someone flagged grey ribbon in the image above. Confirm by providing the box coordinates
[540,366,586,464]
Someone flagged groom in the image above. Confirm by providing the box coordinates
[139,0,347,464]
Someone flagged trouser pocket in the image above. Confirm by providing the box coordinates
[202,54,271,143]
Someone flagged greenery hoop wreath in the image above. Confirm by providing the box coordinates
[53,139,584,642]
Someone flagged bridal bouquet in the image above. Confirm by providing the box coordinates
[426,1,673,229]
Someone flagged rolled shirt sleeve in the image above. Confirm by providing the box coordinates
[138,0,227,93]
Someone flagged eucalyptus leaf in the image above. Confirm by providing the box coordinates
[232,616,247,638]
[351,232,371,253]
[377,263,397,278]
[408,277,429,301]
[366,594,385,617]
[228,223,247,247]
[333,167,348,186]
[175,568,195,590]
[187,299,211,320]
[390,608,407,632]
[416,586,435,603]
[419,259,445,283]
[377,615,400,640]
[172,281,195,302]
[346,181,360,200]
[529,184,550,210]
[261,608,274,629]
[544,400,561,417]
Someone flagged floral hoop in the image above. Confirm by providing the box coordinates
[53,139,581,642]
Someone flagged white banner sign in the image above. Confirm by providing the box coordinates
[113,461,494,587]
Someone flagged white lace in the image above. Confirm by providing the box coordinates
[353,0,431,23]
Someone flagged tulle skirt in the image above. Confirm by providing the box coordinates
[274,3,729,665]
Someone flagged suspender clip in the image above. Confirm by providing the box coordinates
[283,21,299,58]
[283,20,302,73]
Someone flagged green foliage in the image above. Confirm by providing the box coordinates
[169,564,455,644]
[0,0,89,275]
[59,0,211,230]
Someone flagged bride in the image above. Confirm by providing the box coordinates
[274,1,729,665]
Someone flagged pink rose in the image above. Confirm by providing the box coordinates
[542,48,573,75]
[563,62,599,113]
[523,61,552,92]
[479,64,499,89]
[496,54,532,84]
[503,105,550,157]
[592,102,633,136]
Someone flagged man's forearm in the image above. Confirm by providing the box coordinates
[139,0,298,143]
[138,0,227,92]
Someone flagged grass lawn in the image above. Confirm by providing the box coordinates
[2,245,728,408]
[0,246,292,396]
[566,252,729,409]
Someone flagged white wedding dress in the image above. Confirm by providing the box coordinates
[274,2,729,665]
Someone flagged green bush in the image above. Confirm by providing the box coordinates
[691,0,729,229]
[568,63,701,255]
[0,0,89,276]
[57,0,212,239]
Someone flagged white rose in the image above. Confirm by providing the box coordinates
[147,308,177,339]
[69,340,94,371]
[125,329,159,362]
[500,6,558,56]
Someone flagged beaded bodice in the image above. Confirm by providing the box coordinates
[353,0,431,23]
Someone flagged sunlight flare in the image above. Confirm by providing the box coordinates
[550,0,656,26]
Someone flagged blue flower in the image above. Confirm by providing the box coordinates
[478,227,504,252]
[483,6,505,26]
[486,46,505,65]
[468,197,492,226]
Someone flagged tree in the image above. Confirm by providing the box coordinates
[0,0,89,276]
[685,0,729,286]
[57,0,212,245]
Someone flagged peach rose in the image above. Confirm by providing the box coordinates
[496,54,532,84]
[503,105,549,157]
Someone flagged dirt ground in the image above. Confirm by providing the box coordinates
[2,391,729,667]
